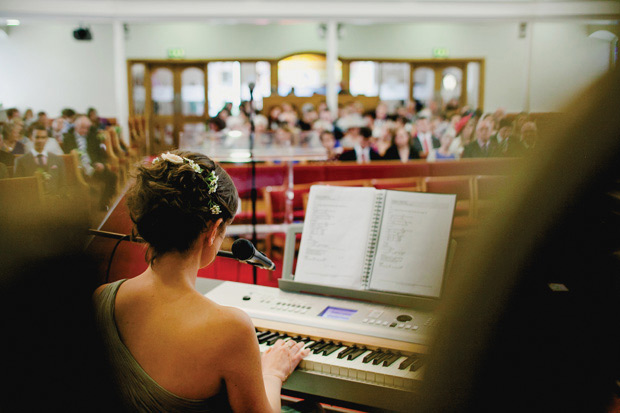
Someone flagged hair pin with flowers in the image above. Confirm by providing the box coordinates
[152,152,221,215]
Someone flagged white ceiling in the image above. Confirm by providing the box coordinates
[1,0,619,24]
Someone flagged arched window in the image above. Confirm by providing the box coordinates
[440,66,463,104]
[277,53,342,97]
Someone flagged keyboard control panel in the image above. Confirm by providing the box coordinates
[205,282,435,344]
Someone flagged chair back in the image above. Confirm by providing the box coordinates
[0,175,44,215]
[263,184,312,224]
[423,176,475,217]
[370,177,423,191]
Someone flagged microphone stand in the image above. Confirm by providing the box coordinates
[248,82,258,285]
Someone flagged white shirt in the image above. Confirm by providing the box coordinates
[24,138,63,156]
[354,145,371,164]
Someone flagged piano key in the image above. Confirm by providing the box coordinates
[256,330,273,340]
[311,341,331,353]
[372,352,392,365]
[322,344,343,356]
[398,354,419,370]
[337,346,356,359]
[305,340,324,350]
[347,347,367,361]
[383,352,402,367]
[265,334,289,346]
[409,356,424,372]
[258,332,279,344]
[362,349,383,364]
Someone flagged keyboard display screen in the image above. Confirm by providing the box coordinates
[318,306,358,320]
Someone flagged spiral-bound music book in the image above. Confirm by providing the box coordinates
[294,185,456,298]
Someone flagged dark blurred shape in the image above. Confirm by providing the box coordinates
[419,70,620,411]
[73,26,92,41]
[0,204,124,411]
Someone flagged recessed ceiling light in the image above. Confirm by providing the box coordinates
[6,19,20,26]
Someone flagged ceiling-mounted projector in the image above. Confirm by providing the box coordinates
[73,26,92,41]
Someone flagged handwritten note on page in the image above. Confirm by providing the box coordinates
[294,185,376,289]
[368,191,455,297]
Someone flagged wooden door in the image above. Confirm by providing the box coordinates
[148,64,207,154]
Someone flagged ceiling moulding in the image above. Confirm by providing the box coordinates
[1,1,620,23]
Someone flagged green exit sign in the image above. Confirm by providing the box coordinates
[168,48,186,59]
[433,47,449,58]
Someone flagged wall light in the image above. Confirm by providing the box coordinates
[6,19,20,26]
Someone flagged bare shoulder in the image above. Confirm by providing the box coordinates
[195,298,255,342]
[93,283,109,298]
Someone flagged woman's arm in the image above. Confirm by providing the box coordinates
[217,308,308,413]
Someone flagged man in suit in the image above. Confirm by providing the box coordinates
[412,116,440,158]
[339,126,381,163]
[14,125,66,195]
[462,118,501,158]
[62,115,117,210]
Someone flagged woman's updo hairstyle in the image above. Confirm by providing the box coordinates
[127,150,238,264]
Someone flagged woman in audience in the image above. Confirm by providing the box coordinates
[1,123,26,155]
[382,127,420,162]
[22,108,34,127]
[267,105,283,130]
[427,132,459,161]
[449,116,477,157]
[374,126,395,157]
[93,151,310,412]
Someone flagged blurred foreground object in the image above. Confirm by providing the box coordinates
[0,204,124,411]
[419,69,620,411]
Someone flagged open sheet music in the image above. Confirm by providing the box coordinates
[294,185,456,298]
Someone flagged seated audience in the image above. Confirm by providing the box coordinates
[60,108,76,134]
[6,108,21,122]
[14,124,66,195]
[62,115,117,210]
[520,121,538,153]
[1,123,26,155]
[319,130,342,161]
[382,127,420,162]
[412,116,440,158]
[23,108,35,127]
[427,132,459,161]
[373,125,394,157]
[24,122,63,155]
[462,118,500,158]
[87,107,109,131]
[339,126,380,163]
[450,116,477,157]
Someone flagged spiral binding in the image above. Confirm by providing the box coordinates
[361,191,386,288]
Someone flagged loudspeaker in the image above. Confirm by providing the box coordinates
[73,27,92,41]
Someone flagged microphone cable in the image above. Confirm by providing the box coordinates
[105,234,131,284]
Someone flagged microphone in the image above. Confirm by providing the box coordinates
[231,238,276,271]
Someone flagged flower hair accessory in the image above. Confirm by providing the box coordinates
[153,152,221,214]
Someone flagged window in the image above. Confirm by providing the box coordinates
[440,66,463,104]
[349,61,379,97]
[240,61,271,111]
[413,67,435,105]
[131,63,146,115]
[379,63,409,102]
[151,67,174,116]
[181,67,205,116]
[207,61,240,117]
[208,61,271,117]
[278,54,342,97]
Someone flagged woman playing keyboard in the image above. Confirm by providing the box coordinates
[93,150,310,412]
